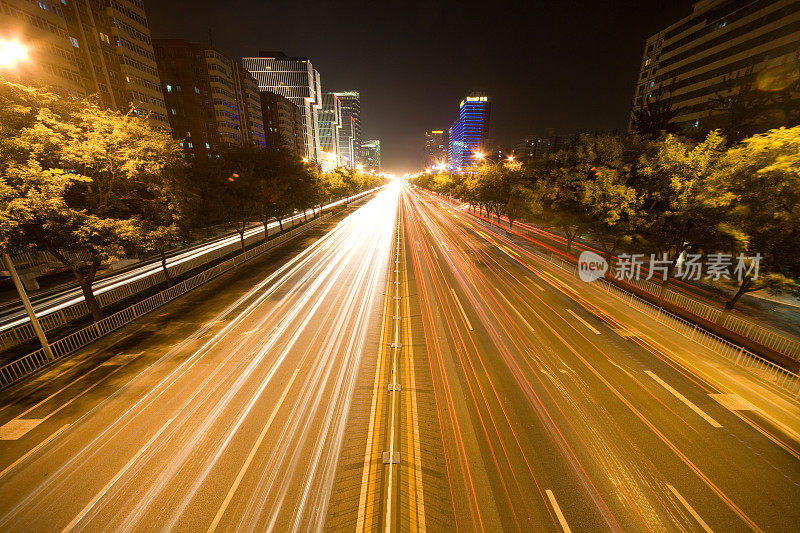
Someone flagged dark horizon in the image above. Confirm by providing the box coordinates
[144,0,692,173]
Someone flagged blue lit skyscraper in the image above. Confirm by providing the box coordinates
[447,95,490,172]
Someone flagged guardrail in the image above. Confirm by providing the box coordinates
[0,190,377,353]
[534,247,800,395]
[450,196,800,363]
[0,211,334,390]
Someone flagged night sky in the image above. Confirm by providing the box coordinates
[144,0,692,173]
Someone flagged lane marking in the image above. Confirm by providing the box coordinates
[530,279,545,291]
[565,309,601,335]
[61,417,174,532]
[646,371,722,428]
[450,288,473,330]
[208,368,299,532]
[0,423,69,479]
[666,483,714,532]
[545,489,572,533]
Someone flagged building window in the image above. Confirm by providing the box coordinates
[171,108,177,115]
[205,142,211,149]
[195,87,200,94]
[166,84,172,92]
[69,36,79,48]
[99,32,111,44]
[187,142,193,148]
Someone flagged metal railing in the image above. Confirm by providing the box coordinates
[541,248,800,395]
[465,206,800,362]
[0,192,381,352]
[0,212,333,390]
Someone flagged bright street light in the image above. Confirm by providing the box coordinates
[0,39,28,69]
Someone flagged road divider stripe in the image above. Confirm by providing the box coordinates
[667,483,714,532]
[450,289,474,331]
[61,417,174,532]
[565,309,601,335]
[0,423,69,479]
[545,489,572,533]
[646,371,722,428]
[207,368,300,532]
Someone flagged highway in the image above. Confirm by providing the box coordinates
[0,191,373,335]
[0,183,798,531]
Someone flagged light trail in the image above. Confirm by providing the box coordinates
[1,188,381,332]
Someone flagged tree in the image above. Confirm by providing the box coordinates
[639,130,736,293]
[710,126,800,310]
[629,98,681,139]
[0,79,179,320]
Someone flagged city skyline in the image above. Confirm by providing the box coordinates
[142,0,693,173]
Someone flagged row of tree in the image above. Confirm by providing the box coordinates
[413,127,800,310]
[0,79,382,321]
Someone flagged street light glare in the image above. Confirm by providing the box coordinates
[0,39,27,69]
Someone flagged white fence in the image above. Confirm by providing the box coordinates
[0,212,333,390]
[459,202,800,363]
[461,211,800,395]
[0,194,374,353]
[538,248,800,395]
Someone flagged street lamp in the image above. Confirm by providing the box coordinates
[0,39,28,69]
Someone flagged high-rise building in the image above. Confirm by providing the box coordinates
[447,94,491,172]
[424,129,448,169]
[361,139,381,173]
[154,40,265,157]
[334,91,362,166]
[318,92,342,171]
[261,91,305,156]
[242,51,322,161]
[0,0,169,128]
[338,115,357,169]
[631,0,800,134]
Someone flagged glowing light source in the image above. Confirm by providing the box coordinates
[0,39,28,69]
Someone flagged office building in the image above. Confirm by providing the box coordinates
[424,129,448,169]
[0,0,169,128]
[338,115,357,169]
[631,0,800,134]
[447,94,491,172]
[261,91,305,156]
[361,139,381,173]
[334,91,362,166]
[242,51,322,161]
[154,40,264,156]
[318,92,342,171]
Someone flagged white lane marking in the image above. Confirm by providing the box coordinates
[61,417,174,533]
[0,419,43,440]
[0,424,69,479]
[450,288,473,330]
[545,489,572,533]
[708,393,755,412]
[666,483,714,532]
[207,368,299,532]
[645,371,722,428]
[496,290,536,332]
[530,279,545,291]
[565,309,601,335]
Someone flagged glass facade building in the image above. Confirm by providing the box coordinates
[319,92,342,172]
[361,139,381,173]
[333,91,362,166]
[447,95,490,172]
[242,52,322,161]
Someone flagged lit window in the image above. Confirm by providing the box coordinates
[99,32,110,44]
[187,142,193,148]
[69,37,79,48]
[195,87,200,94]
[171,108,177,115]
[205,142,210,148]
[166,84,172,92]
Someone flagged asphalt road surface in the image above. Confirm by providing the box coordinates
[0,183,798,532]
